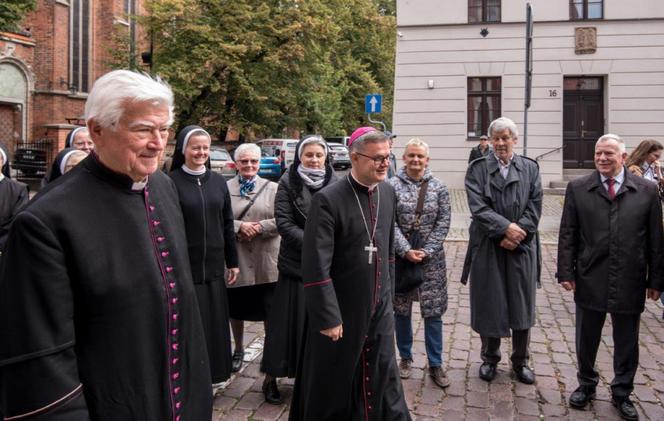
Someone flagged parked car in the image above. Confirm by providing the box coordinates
[258,151,283,181]
[209,146,237,180]
[13,143,50,178]
[255,139,298,174]
[325,136,351,147]
[328,142,351,170]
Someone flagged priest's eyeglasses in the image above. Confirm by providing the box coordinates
[354,152,391,165]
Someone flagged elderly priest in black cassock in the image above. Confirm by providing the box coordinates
[289,127,411,421]
[0,70,211,420]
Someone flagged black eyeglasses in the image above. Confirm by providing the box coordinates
[353,151,390,165]
[238,159,259,165]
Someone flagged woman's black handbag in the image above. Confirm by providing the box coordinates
[394,181,429,294]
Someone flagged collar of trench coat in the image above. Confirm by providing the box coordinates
[485,153,530,193]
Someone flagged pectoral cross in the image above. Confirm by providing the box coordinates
[365,242,378,264]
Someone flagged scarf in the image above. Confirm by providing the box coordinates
[297,165,326,189]
[239,175,257,197]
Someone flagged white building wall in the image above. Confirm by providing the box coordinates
[393,1,664,188]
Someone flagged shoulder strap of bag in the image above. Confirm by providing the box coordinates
[412,180,429,230]
[238,181,270,220]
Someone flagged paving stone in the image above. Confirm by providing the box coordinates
[252,402,285,421]
[235,392,265,410]
[212,395,237,412]
[639,401,664,421]
[489,400,515,420]
[441,395,465,411]
[412,403,442,417]
[466,407,490,420]
[222,376,255,399]
[515,397,540,416]
[466,391,490,408]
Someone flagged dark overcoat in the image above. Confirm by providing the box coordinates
[461,153,543,337]
[0,154,211,420]
[557,169,664,314]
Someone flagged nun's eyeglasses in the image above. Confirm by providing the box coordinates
[238,159,259,165]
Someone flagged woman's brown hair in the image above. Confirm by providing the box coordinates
[625,139,663,169]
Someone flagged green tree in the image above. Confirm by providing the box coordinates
[140,0,395,138]
[0,0,36,33]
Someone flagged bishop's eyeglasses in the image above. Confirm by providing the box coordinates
[353,151,391,165]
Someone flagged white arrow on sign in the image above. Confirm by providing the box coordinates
[369,96,378,113]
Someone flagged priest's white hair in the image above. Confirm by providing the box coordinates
[488,117,519,139]
[84,70,174,129]
[234,143,261,161]
[596,133,625,153]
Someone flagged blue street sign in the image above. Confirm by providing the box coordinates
[365,94,382,114]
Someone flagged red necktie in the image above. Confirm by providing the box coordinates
[607,177,616,200]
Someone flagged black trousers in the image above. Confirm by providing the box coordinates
[480,329,530,367]
[575,305,640,398]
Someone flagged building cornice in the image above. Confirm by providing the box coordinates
[397,17,664,29]
[0,33,36,47]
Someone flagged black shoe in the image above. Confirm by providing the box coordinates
[262,378,283,405]
[569,386,596,409]
[231,350,244,373]
[612,396,639,420]
[512,365,535,384]
[479,362,497,382]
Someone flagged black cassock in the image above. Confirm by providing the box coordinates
[0,154,211,420]
[170,168,238,383]
[0,177,28,251]
[289,175,411,421]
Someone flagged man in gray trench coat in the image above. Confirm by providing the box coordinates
[461,116,542,385]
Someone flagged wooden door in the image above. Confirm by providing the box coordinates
[563,77,604,168]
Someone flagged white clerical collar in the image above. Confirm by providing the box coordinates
[0,173,4,182]
[350,172,378,191]
[132,178,148,191]
[600,167,625,184]
[182,164,206,176]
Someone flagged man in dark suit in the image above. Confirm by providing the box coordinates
[557,133,664,421]
[468,135,491,163]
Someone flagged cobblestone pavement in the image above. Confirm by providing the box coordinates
[213,192,664,420]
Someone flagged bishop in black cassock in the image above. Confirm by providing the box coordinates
[289,127,411,421]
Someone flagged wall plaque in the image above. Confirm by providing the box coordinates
[575,27,597,55]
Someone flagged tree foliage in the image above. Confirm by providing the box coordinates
[139,0,395,138]
[0,0,36,33]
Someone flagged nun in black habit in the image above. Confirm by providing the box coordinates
[169,125,240,385]
[64,126,94,152]
[261,135,338,400]
[43,148,88,184]
[0,145,29,252]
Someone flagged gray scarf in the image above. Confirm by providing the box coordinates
[297,165,326,189]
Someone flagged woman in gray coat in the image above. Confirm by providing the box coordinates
[388,138,451,389]
[227,143,280,396]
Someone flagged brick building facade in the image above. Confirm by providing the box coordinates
[0,0,147,166]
